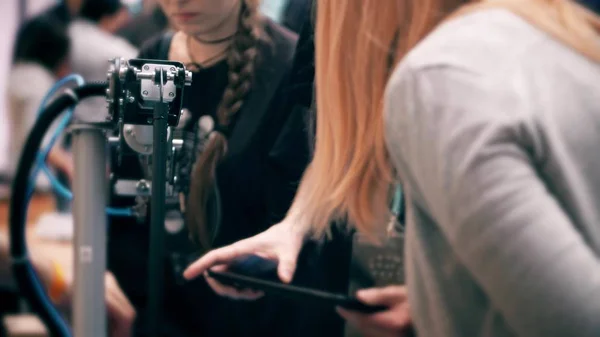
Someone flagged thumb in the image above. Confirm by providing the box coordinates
[356,285,407,306]
[277,250,299,284]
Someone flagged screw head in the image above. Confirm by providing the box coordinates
[128,96,135,103]
[144,65,150,70]
[168,92,175,97]
[142,90,149,96]
[170,67,176,72]
[136,180,150,192]
[147,118,153,124]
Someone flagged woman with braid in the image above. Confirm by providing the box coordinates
[107,0,300,336]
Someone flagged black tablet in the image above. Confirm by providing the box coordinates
[206,269,387,314]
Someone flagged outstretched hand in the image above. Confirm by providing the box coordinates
[183,223,305,299]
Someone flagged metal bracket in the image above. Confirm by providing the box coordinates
[138,64,178,104]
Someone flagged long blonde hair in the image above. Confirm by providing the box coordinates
[294,0,600,238]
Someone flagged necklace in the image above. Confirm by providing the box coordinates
[194,33,235,45]
[185,35,230,71]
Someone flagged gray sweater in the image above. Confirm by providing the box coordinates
[385,9,600,337]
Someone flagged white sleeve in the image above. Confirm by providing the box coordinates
[20,82,63,149]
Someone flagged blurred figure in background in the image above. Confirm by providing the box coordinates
[116,5,170,48]
[0,232,135,337]
[67,0,137,140]
[41,0,83,26]
[7,16,73,200]
[69,0,137,86]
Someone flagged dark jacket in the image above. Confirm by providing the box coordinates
[108,20,303,337]
[282,0,313,34]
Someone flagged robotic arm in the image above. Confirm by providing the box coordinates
[74,58,192,337]
[107,58,192,218]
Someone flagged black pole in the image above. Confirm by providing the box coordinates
[147,101,168,336]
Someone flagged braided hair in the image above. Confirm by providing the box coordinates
[186,0,263,249]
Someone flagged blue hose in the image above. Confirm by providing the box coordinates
[31,74,132,216]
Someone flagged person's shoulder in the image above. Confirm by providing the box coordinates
[7,63,54,104]
[9,63,54,91]
[260,18,299,65]
[139,31,176,60]
[263,17,298,45]
[386,8,557,113]
[69,19,138,59]
[403,9,548,75]
[67,19,93,35]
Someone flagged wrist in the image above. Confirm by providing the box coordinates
[278,216,309,243]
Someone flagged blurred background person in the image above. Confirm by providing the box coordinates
[1,2,139,335]
[68,0,137,123]
[39,0,83,26]
[0,231,135,337]
[116,4,170,48]
[69,0,137,86]
[7,16,73,207]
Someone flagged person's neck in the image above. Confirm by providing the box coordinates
[187,2,241,63]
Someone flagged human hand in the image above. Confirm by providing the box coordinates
[45,268,134,337]
[46,149,74,184]
[183,222,305,300]
[104,272,136,337]
[30,251,135,336]
[337,286,412,337]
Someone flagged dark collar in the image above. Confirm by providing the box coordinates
[226,21,297,157]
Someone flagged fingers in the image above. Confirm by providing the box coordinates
[107,292,133,337]
[205,272,264,300]
[337,307,396,337]
[356,285,407,306]
[105,273,136,337]
[183,238,262,280]
[337,286,411,334]
[337,305,411,336]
